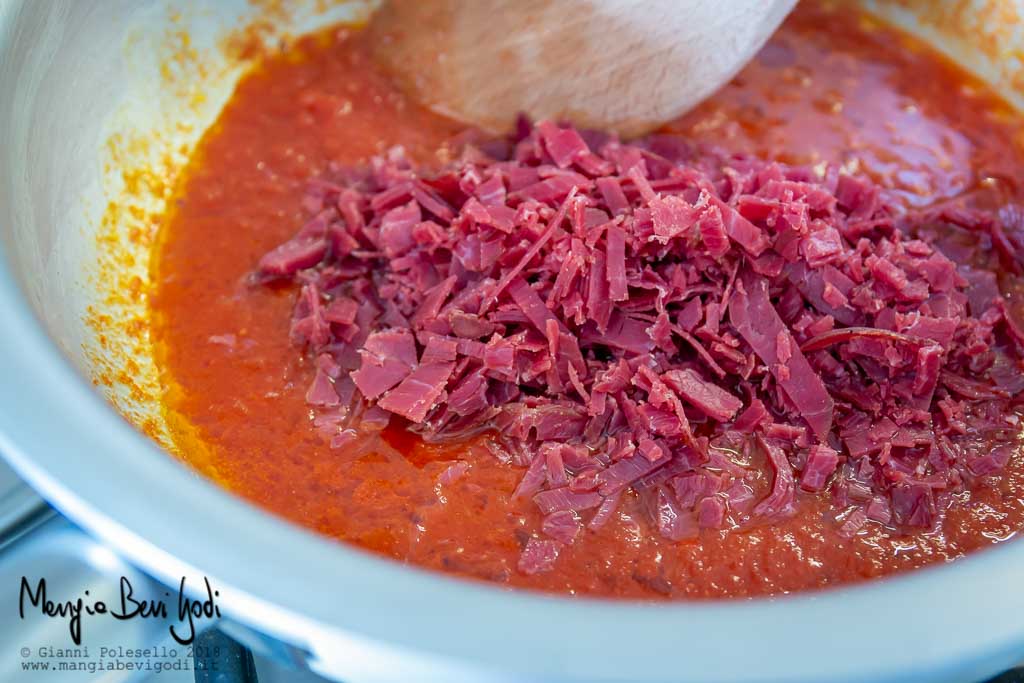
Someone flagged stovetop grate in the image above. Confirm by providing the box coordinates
[992,673,1024,683]
[193,627,259,683]
[190,625,1024,683]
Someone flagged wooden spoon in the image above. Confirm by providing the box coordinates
[368,0,797,137]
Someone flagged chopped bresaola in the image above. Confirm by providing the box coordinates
[259,119,1024,575]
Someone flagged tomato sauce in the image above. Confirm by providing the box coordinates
[151,2,1024,598]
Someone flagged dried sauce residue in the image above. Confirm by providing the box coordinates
[86,0,368,456]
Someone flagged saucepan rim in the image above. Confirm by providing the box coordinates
[2,0,1024,680]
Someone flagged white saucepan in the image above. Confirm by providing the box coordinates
[1,1,1023,681]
